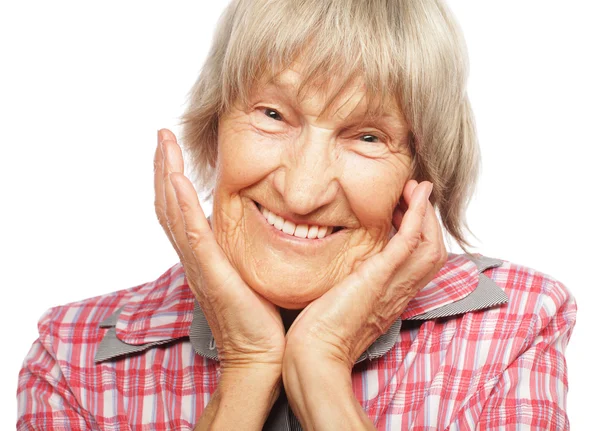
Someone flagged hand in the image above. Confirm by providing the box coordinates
[284,179,448,369]
[154,128,286,375]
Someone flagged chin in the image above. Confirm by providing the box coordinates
[261,293,313,310]
[256,289,321,310]
[212,192,388,310]
[244,268,333,310]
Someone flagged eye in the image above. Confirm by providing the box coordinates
[262,108,283,121]
[358,133,383,143]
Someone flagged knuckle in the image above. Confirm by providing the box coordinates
[165,216,179,233]
[175,196,192,214]
[371,281,390,304]
[400,272,422,293]
[154,201,166,219]
[427,247,442,266]
[404,234,421,255]
[184,228,205,250]
[162,166,172,182]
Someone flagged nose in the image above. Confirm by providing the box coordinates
[274,128,339,215]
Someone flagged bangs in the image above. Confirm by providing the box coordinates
[219,0,404,122]
[181,0,477,252]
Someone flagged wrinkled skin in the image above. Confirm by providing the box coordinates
[211,63,416,309]
[155,129,285,373]
[155,60,447,383]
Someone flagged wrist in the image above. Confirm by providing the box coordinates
[195,367,282,431]
[218,365,282,407]
[219,360,283,378]
[283,351,374,430]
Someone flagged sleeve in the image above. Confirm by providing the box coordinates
[475,279,577,430]
[17,314,96,430]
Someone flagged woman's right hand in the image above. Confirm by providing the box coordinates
[154,128,286,376]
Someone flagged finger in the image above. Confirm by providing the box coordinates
[415,199,447,269]
[161,138,198,268]
[415,191,436,244]
[390,200,447,290]
[429,203,447,263]
[392,179,417,231]
[158,127,177,142]
[356,181,431,284]
[155,130,183,260]
[168,172,240,282]
[384,181,433,261]
[168,173,212,243]
[164,170,225,344]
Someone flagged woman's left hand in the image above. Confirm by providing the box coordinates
[282,179,447,428]
[285,179,446,366]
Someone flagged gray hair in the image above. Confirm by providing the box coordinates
[179,0,480,252]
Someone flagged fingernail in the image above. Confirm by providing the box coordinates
[158,128,168,144]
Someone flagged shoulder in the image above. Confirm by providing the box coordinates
[35,262,184,352]
[477,255,577,340]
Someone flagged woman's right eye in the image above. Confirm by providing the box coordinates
[262,108,283,121]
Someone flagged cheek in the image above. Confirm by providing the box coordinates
[341,155,410,226]
[216,126,283,191]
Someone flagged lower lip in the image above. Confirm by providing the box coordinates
[249,200,345,248]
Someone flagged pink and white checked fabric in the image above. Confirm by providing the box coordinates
[17,253,577,430]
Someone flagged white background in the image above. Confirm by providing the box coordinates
[1,1,597,428]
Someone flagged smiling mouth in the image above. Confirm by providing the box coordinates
[252,201,343,239]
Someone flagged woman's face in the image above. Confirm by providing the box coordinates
[211,62,413,309]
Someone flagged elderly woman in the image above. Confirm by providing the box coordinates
[17,0,577,430]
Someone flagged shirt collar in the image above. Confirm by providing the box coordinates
[95,253,508,363]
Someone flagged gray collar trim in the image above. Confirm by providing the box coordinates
[95,254,507,364]
[189,301,219,361]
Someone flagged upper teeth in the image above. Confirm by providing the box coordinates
[258,204,334,239]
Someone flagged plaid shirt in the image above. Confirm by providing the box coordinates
[17,253,577,430]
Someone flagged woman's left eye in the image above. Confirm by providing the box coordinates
[359,133,383,143]
[263,108,283,121]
